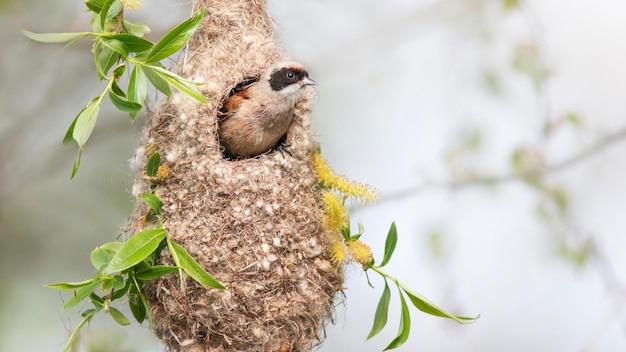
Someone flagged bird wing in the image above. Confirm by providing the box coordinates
[219,77,258,120]
[219,87,252,120]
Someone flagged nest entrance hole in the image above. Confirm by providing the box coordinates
[217,75,292,160]
[219,76,261,114]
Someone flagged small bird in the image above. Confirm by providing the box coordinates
[218,61,316,158]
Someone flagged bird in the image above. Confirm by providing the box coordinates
[218,61,316,158]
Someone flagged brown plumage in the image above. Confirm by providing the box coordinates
[218,61,316,158]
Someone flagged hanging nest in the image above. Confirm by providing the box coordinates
[127,1,344,351]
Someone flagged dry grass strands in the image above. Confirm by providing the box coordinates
[127,1,344,351]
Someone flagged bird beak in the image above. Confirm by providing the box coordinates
[302,76,317,86]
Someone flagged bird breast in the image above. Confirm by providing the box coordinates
[218,85,298,157]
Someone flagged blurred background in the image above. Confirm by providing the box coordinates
[2,0,626,351]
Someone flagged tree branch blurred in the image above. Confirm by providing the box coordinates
[378,124,626,204]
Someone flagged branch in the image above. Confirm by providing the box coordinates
[375,125,626,205]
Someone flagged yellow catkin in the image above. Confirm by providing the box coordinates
[121,0,144,11]
[313,152,334,186]
[320,190,349,232]
[313,153,379,204]
[346,240,374,267]
[157,164,171,180]
[329,236,347,265]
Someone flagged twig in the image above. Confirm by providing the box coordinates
[375,124,626,206]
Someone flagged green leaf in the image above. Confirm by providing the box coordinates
[74,315,96,346]
[134,265,179,280]
[146,152,161,177]
[63,279,103,310]
[379,222,398,267]
[136,261,155,273]
[141,193,163,213]
[111,275,126,290]
[45,278,96,291]
[168,240,225,289]
[112,63,126,78]
[101,34,154,58]
[148,235,168,265]
[104,228,167,274]
[107,1,123,19]
[108,306,131,326]
[141,65,171,96]
[86,0,106,13]
[91,246,114,271]
[100,241,124,253]
[143,64,207,103]
[94,41,120,80]
[128,65,148,121]
[63,309,98,352]
[128,65,148,104]
[21,30,90,43]
[111,80,126,97]
[99,0,113,29]
[62,116,79,146]
[128,284,146,323]
[73,97,102,147]
[383,289,411,350]
[167,239,185,291]
[90,292,105,306]
[146,7,205,63]
[71,149,82,179]
[101,277,114,292]
[111,279,131,300]
[367,279,391,340]
[100,39,128,58]
[99,0,123,30]
[400,284,478,324]
[341,226,351,241]
[99,0,115,29]
[109,91,143,115]
[81,307,100,318]
[90,10,104,33]
[101,34,154,53]
[123,20,151,37]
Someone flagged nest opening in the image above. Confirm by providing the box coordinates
[217,75,293,161]
[217,77,260,119]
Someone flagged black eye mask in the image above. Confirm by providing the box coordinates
[269,67,307,91]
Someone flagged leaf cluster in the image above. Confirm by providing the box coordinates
[46,152,223,352]
[362,223,479,350]
[22,1,208,178]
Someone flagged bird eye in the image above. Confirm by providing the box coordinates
[286,71,296,80]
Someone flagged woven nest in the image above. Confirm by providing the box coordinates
[127,1,344,351]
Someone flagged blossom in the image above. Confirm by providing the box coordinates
[346,240,374,267]
[121,0,144,11]
[320,189,349,232]
[313,153,379,204]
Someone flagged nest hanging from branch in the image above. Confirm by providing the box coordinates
[128,1,344,351]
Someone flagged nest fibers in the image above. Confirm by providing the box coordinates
[128,1,344,351]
